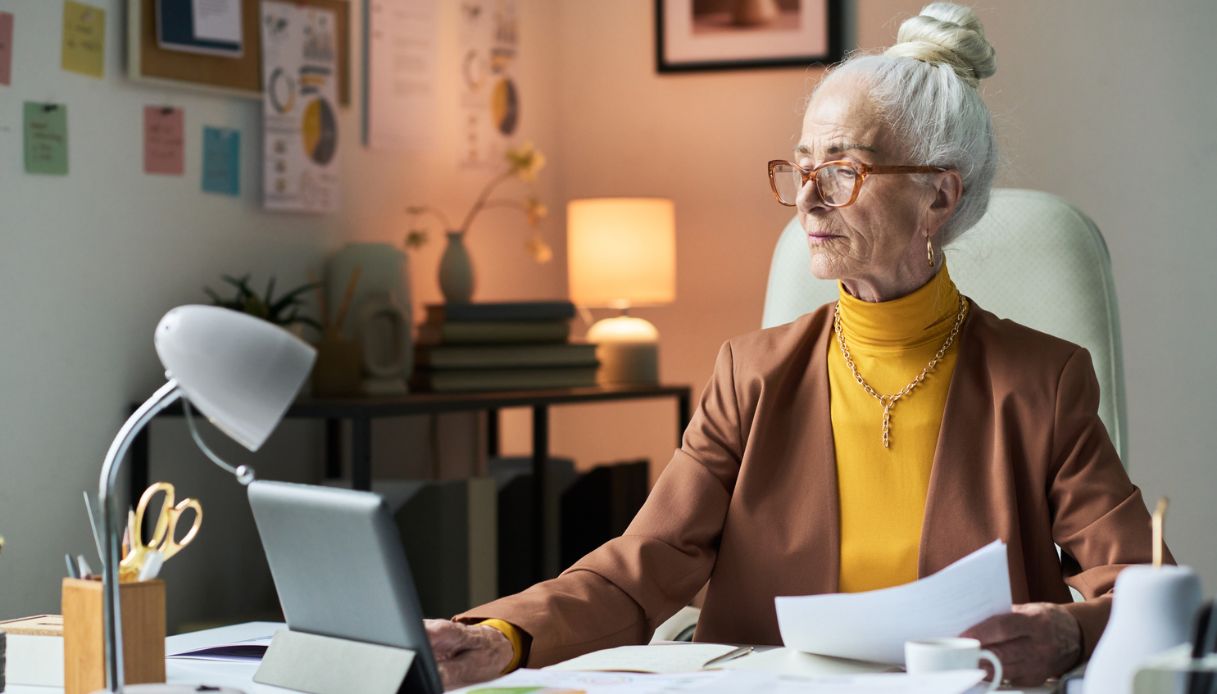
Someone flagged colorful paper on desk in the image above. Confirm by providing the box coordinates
[0,12,14,87]
[544,643,740,673]
[168,634,272,662]
[202,126,241,196]
[61,0,106,78]
[24,102,69,175]
[145,106,185,175]
[776,540,1012,665]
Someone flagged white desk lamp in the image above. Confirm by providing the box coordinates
[95,305,315,694]
[567,198,676,385]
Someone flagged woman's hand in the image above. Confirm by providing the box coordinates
[960,602,1082,686]
[424,618,514,690]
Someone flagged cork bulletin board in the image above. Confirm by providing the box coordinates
[126,0,351,105]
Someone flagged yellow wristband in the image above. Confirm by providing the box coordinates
[476,618,527,673]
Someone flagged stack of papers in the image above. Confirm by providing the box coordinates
[451,668,985,693]
[776,540,1012,664]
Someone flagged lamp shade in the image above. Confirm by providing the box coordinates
[567,198,676,308]
[154,306,316,451]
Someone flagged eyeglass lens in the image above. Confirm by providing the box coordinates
[772,163,858,206]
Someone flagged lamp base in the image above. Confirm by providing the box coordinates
[587,315,660,386]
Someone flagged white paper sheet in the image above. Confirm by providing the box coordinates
[364,0,438,151]
[545,643,740,673]
[192,0,241,43]
[776,539,1012,664]
[450,668,984,694]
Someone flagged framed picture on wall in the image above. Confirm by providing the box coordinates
[656,0,842,73]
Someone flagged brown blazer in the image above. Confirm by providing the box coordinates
[458,301,1161,667]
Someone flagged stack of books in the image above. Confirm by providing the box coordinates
[413,301,599,391]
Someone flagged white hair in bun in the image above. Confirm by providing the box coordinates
[886,2,996,88]
[814,2,998,245]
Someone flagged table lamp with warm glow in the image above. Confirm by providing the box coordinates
[95,305,315,694]
[567,198,676,385]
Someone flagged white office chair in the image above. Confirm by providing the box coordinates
[651,189,1126,643]
[762,188,1128,462]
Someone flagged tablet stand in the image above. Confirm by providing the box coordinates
[254,629,424,694]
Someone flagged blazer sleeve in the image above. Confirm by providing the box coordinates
[1048,347,1166,659]
[454,342,745,666]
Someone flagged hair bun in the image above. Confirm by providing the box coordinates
[884,2,996,87]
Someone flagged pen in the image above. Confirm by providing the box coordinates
[65,553,80,579]
[703,645,753,668]
[83,491,104,563]
[77,555,94,579]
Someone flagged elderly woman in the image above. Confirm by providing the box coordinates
[426,3,1160,688]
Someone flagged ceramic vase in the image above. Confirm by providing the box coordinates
[439,230,475,303]
[1083,565,1203,694]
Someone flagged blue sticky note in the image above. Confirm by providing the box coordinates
[202,126,240,196]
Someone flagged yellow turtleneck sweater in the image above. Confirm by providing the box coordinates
[830,264,963,593]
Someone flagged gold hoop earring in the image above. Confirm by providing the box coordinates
[926,234,935,268]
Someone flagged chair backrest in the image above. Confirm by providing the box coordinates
[761,188,1128,464]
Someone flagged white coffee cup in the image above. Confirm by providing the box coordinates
[905,637,1003,693]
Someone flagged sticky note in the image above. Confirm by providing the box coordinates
[202,126,241,196]
[0,12,14,87]
[24,102,69,175]
[144,106,184,175]
[62,0,106,78]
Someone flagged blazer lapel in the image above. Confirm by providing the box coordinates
[800,305,841,594]
[918,300,999,577]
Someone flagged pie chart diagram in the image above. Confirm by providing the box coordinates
[301,98,338,165]
[491,77,519,135]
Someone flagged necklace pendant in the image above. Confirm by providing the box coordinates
[881,403,893,449]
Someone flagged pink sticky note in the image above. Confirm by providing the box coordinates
[144,106,184,175]
[0,12,14,87]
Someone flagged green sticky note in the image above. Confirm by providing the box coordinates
[24,102,68,175]
[62,0,105,78]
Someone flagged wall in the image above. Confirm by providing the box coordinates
[0,0,566,627]
[540,0,1217,589]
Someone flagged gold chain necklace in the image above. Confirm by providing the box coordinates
[833,296,969,449]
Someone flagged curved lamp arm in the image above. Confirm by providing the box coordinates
[97,380,182,692]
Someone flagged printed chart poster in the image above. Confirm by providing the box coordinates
[261,1,339,213]
[457,0,519,169]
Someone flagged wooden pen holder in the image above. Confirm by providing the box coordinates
[61,578,166,694]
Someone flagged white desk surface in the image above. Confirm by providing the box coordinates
[4,621,1054,693]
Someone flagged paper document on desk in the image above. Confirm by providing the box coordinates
[776,539,1012,664]
[451,668,985,693]
[544,643,742,673]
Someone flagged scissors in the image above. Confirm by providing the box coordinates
[118,482,202,582]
